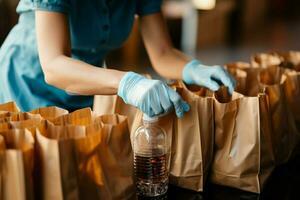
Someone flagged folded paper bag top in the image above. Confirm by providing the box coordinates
[0,112,42,136]
[30,106,69,122]
[52,107,95,126]
[0,111,11,119]
[251,52,283,68]
[273,51,300,71]
[0,102,20,113]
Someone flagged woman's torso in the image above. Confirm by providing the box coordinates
[0,0,161,111]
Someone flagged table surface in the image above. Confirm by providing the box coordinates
[138,152,300,200]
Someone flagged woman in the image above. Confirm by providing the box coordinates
[0,0,235,118]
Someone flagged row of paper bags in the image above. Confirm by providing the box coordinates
[0,51,299,200]
[0,105,135,200]
[93,51,300,194]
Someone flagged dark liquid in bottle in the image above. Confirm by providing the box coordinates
[134,153,168,197]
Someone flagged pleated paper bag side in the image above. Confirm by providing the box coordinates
[0,129,35,200]
[87,114,135,199]
[179,82,214,191]
[36,120,85,200]
[171,87,204,191]
[284,71,300,134]
[210,88,274,193]
[257,93,276,190]
[0,101,20,112]
[259,66,298,165]
[0,135,5,199]
[195,90,214,187]
[30,106,69,122]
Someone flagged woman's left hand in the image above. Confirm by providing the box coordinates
[182,60,236,94]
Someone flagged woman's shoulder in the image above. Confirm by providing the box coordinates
[17,0,71,14]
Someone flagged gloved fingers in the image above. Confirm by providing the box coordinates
[149,92,164,116]
[148,108,156,118]
[138,96,152,117]
[220,66,237,92]
[159,84,173,112]
[211,66,235,94]
[181,101,190,112]
[204,79,220,92]
[168,88,189,118]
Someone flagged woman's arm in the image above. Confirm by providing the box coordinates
[140,12,235,93]
[139,12,191,80]
[35,11,125,95]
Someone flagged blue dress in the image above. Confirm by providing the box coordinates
[0,0,162,111]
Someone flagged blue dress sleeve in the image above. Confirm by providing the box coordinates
[31,0,71,14]
[136,0,163,16]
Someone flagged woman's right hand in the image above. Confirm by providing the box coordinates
[118,72,190,118]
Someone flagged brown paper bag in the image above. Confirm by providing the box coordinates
[30,106,69,122]
[210,87,275,193]
[171,83,214,192]
[0,111,11,119]
[0,129,35,200]
[131,81,214,192]
[275,51,300,71]
[251,51,300,71]
[251,53,283,68]
[226,63,298,165]
[0,135,5,199]
[225,65,247,94]
[52,108,94,126]
[36,114,134,200]
[93,95,137,130]
[225,62,262,96]
[0,101,19,112]
[258,66,298,164]
[284,70,300,132]
[0,112,42,135]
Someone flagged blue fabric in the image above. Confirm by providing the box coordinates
[0,0,162,112]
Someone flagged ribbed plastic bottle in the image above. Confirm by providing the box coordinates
[133,114,169,197]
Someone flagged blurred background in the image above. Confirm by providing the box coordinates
[1,0,300,78]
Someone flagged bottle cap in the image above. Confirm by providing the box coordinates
[143,114,159,123]
[142,110,171,123]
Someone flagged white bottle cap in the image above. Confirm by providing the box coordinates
[143,114,159,123]
[142,110,171,123]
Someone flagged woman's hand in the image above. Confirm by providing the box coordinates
[182,60,236,94]
[118,72,190,118]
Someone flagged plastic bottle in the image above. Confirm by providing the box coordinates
[133,114,169,197]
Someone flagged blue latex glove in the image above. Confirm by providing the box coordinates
[182,60,236,94]
[118,72,190,118]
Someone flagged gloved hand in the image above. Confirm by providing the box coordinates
[182,60,236,94]
[118,72,190,118]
